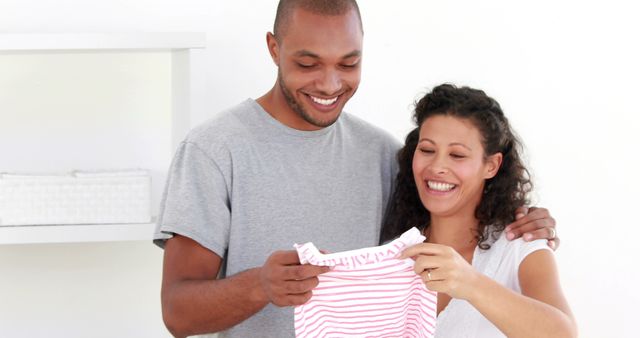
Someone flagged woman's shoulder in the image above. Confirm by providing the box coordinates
[495,231,552,265]
[476,231,553,285]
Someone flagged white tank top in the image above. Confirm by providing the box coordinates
[434,232,552,337]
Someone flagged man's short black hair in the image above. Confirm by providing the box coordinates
[273,0,363,41]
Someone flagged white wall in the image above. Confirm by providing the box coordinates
[0,242,166,337]
[1,0,638,337]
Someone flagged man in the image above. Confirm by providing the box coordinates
[154,1,557,337]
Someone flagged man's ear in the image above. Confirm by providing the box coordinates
[484,152,503,179]
[266,32,280,65]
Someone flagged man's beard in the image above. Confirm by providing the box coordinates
[278,70,340,129]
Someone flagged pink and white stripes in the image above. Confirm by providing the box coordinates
[293,228,437,338]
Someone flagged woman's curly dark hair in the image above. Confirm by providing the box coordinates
[381,84,532,249]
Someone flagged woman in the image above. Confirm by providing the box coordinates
[382,84,577,337]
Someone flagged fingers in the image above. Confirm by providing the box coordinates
[271,250,329,280]
[285,291,314,306]
[514,206,529,220]
[270,250,303,265]
[399,243,445,260]
[507,218,554,241]
[422,280,446,293]
[262,250,330,307]
[400,244,456,277]
[505,207,556,241]
[271,277,319,305]
[281,264,330,281]
[281,277,321,295]
[526,207,555,224]
[548,237,560,251]
[413,255,445,275]
[506,207,552,230]
[420,268,443,283]
[519,227,554,242]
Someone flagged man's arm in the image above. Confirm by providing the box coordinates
[161,235,328,338]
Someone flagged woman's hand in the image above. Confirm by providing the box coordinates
[400,243,483,300]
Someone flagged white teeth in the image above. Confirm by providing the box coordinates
[427,181,456,192]
[311,95,338,106]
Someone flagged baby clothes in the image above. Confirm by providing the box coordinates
[294,228,437,338]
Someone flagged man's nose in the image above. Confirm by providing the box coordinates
[316,69,342,95]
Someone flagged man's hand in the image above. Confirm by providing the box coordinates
[505,206,559,250]
[259,250,330,307]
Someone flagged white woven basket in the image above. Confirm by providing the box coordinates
[0,170,151,226]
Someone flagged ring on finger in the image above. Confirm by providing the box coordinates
[427,269,432,282]
[548,227,556,240]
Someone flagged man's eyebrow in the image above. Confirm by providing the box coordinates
[293,50,362,59]
[294,50,320,58]
[342,50,362,59]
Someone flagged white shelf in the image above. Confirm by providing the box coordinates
[0,33,206,245]
[0,223,157,245]
[0,33,206,51]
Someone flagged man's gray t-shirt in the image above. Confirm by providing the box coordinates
[154,99,401,337]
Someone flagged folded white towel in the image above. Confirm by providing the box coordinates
[1,169,149,179]
[0,169,152,226]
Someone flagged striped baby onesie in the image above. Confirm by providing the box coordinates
[293,227,437,338]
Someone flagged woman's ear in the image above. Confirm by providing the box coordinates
[484,152,503,179]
